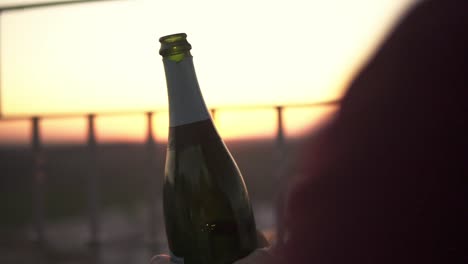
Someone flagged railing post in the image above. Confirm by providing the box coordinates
[210,108,216,124]
[87,114,100,246]
[145,112,158,245]
[273,105,288,181]
[273,106,290,241]
[276,106,285,154]
[31,117,46,244]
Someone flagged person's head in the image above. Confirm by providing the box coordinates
[276,1,468,263]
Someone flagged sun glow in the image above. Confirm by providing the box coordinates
[0,0,415,145]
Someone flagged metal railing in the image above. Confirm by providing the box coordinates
[0,100,339,246]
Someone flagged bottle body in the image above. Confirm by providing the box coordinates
[160,34,258,264]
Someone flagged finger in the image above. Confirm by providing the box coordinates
[234,248,273,264]
[257,230,270,248]
[150,254,171,264]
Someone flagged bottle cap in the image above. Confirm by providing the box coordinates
[159,33,192,57]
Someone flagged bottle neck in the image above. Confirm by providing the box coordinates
[163,56,211,127]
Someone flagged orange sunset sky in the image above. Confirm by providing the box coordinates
[0,0,416,145]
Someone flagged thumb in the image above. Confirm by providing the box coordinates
[150,254,171,264]
[234,248,273,264]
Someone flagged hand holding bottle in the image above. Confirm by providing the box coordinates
[150,254,171,264]
[150,248,273,264]
[150,230,272,264]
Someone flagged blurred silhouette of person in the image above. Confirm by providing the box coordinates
[152,0,468,263]
[269,0,468,263]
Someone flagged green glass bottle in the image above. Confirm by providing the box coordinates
[159,33,258,264]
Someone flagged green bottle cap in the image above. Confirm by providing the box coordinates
[159,33,192,62]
